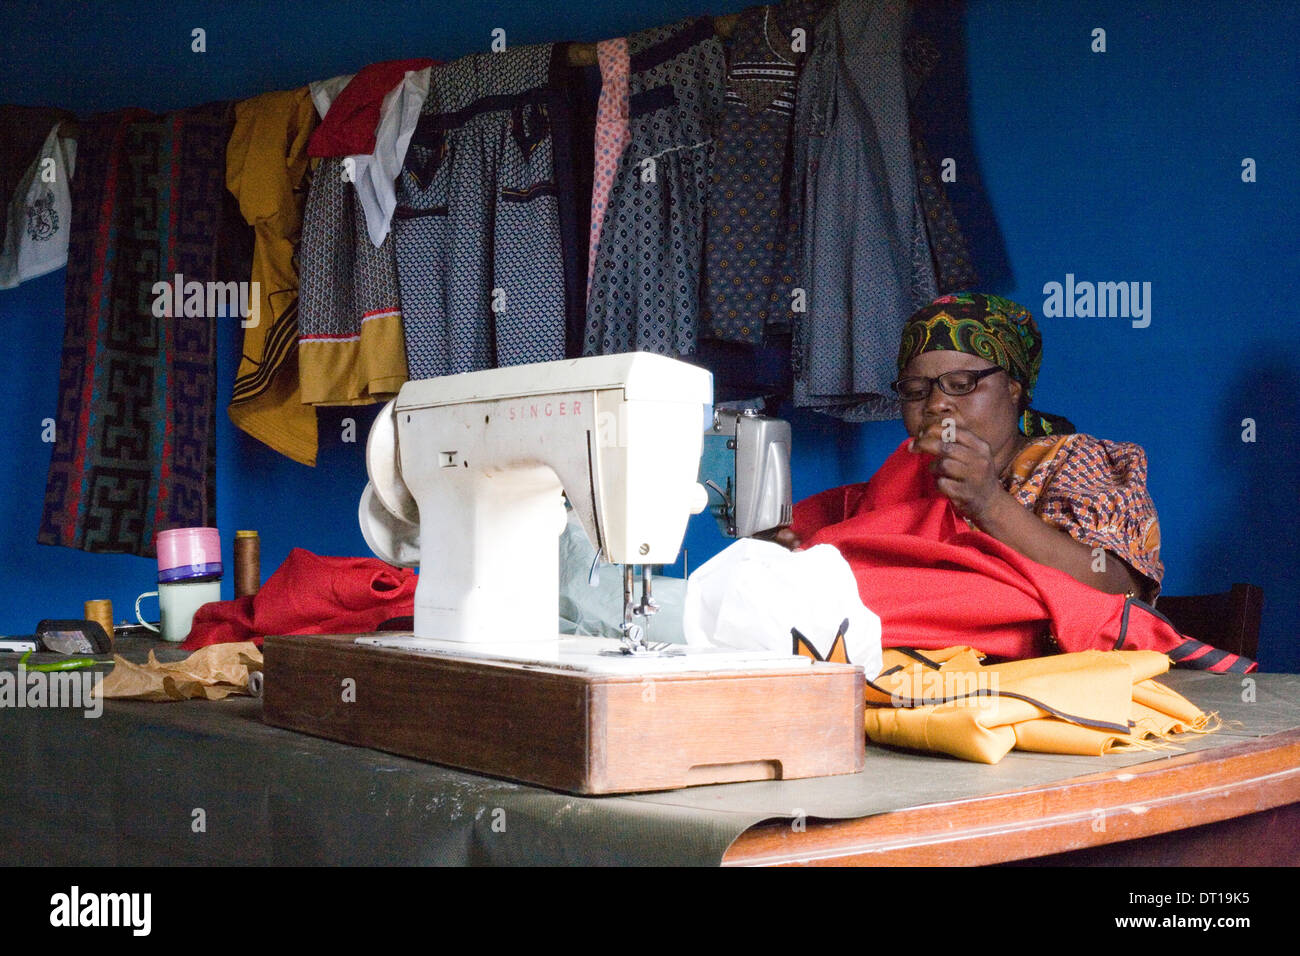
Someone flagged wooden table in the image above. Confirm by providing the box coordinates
[4,640,1296,867]
[723,728,1300,866]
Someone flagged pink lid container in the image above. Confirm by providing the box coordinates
[156,527,223,579]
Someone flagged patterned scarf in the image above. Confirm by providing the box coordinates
[897,292,1073,437]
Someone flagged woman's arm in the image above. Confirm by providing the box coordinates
[912,424,1143,596]
[972,488,1142,595]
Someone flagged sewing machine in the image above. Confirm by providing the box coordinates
[357,353,791,664]
[264,353,863,793]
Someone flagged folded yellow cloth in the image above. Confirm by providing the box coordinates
[864,647,1213,764]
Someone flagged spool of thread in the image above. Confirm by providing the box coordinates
[84,599,114,646]
[234,530,261,598]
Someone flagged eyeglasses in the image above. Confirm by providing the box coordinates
[890,367,1006,401]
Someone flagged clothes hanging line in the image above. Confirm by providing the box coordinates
[564,13,740,66]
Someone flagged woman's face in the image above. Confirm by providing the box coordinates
[899,350,1025,451]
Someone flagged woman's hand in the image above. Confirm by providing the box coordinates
[913,424,1145,596]
[909,421,1009,526]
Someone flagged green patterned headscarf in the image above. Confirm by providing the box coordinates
[897,292,1073,437]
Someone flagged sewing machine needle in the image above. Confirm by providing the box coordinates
[622,564,635,639]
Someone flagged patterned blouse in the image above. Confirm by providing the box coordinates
[1003,433,1164,600]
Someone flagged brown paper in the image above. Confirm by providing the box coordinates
[96,642,263,701]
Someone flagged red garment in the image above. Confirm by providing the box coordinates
[307,58,435,157]
[792,440,1256,673]
[181,548,417,649]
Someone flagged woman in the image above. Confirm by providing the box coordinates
[782,292,1164,602]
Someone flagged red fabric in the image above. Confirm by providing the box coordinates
[307,58,435,157]
[181,548,417,649]
[793,440,1256,673]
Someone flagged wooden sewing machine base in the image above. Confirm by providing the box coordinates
[262,633,865,794]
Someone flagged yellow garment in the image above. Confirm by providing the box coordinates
[864,647,1212,764]
[300,306,408,407]
[225,88,319,465]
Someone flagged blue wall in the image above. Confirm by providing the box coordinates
[1,0,1295,668]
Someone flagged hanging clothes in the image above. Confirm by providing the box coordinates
[395,45,578,378]
[297,156,408,405]
[297,67,416,407]
[700,1,827,346]
[911,136,978,293]
[308,59,435,247]
[0,121,76,289]
[791,0,937,420]
[225,87,320,466]
[0,105,75,211]
[307,58,434,160]
[903,32,978,293]
[309,74,354,117]
[586,38,631,302]
[352,66,432,248]
[584,17,725,357]
[40,103,238,556]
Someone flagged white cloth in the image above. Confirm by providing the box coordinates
[684,538,883,678]
[308,67,431,247]
[352,66,430,246]
[0,122,76,290]
[309,73,354,119]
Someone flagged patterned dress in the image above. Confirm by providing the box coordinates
[792,0,937,420]
[700,1,826,345]
[297,157,408,405]
[1004,433,1164,600]
[395,45,570,379]
[584,17,725,357]
[587,38,631,302]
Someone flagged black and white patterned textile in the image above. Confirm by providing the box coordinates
[583,18,725,358]
[395,45,567,379]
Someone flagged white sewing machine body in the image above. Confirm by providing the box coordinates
[361,352,786,665]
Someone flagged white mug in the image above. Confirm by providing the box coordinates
[135,579,223,643]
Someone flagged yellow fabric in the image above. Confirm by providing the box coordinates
[299,308,408,407]
[864,647,1214,764]
[225,87,319,466]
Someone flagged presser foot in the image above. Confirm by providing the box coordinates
[602,623,684,658]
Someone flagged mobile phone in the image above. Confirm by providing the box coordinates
[35,620,113,655]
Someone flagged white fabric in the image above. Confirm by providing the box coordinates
[0,122,76,290]
[684,538,883,678]
[309,73,354,119]
[352,66,431,246]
